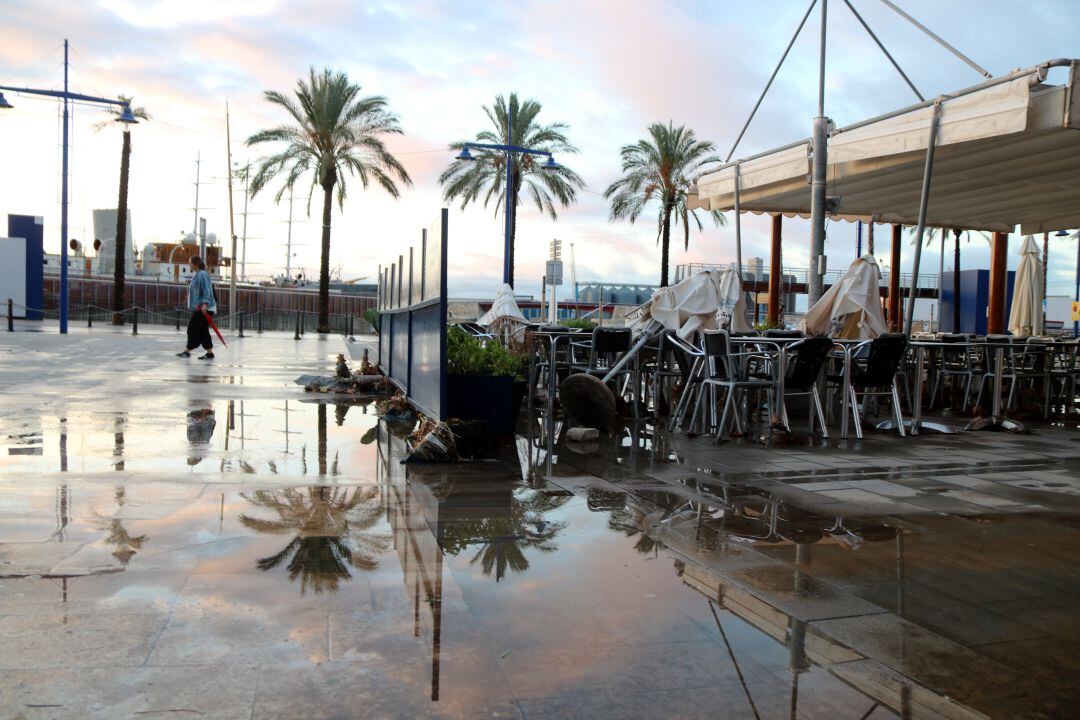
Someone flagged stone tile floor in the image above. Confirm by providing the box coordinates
[0,325,1079,718]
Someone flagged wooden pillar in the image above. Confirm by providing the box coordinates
[888,224,902,332]
[987,231,1008,334]
[767,214,782,326]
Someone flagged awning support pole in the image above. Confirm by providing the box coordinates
[878,0,992,80]
[889,224,902,332]
[734,163,743,278]
[808,0,829,307]
[904,101,942,335]
[988,232,1008,334]
[725,0,818,162]
[768,215,783,326]
[842,0,924,101]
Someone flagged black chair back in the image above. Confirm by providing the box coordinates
[703,329,735,380]
[593,327,631,354]
[785,337,833,392]
[853,333,908,388]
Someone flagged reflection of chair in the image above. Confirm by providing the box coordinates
[698,329,778,440]
[776,337,833,437]
[830,333,908,438]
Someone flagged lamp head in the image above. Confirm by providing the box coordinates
[0,92,13,110]
[542,155,560,172]
[455,146,475,162]
[116,104,139,124]
[1056,229,1071,237]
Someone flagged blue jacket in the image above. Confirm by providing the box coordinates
[187,269,217,313]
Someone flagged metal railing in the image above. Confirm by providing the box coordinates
[673,263,940,290]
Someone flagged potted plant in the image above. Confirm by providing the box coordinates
[446,326,526,434]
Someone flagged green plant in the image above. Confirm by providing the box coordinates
[447,326,525,379]
[362,308,379,331]
[563,317,596,330]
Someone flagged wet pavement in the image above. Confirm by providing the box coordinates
[2,326,1080,718]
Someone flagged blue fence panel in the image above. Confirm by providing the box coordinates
[377,209,448,420]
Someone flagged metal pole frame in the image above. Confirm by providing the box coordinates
[904,101,943,335]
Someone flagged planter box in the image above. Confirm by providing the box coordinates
[446,374,523,435]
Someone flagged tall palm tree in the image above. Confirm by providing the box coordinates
[604,123,726,287]
[95,96,149,325]
[239,485,390,595]
[247,68,412,333]
[440,93,584,288]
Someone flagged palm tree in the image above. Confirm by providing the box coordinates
[247,68,412,333]
[239,485,390,595]
[94,96,149,325]
[604,123,726,287]
[440,93,584,288]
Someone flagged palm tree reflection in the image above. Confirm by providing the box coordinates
[441,488,570,582]
[239,486,390,595]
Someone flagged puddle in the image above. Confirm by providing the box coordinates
[0,399,380,478]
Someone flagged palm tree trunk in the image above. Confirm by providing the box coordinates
[112,130,131,325]
[507,169,519,288]
[952,229,961,331]
[318,183,333,333]
[660,204,673,287]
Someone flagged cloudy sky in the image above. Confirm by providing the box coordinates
[2,0,1078,300]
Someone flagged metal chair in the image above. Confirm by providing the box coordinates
[697,329,777,440]
[830,333,909,438]
[929,333,983,410]
[776,336,833,436]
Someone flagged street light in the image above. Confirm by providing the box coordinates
[0,39,139,334]
[450,101,562,287]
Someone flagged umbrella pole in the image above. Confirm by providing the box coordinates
[904,101,942,335]
[602,322,659,384]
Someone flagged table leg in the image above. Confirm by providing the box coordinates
[911,346,925,436]
[840,352,851,440]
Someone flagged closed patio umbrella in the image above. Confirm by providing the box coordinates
[799,255,887,339]
[1008,235,1043,336]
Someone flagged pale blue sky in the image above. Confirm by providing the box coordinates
[1,0,1078,298]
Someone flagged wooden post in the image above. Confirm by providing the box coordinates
[988,231,1008,334]
[889,224,902,332]
[767,214,782,326]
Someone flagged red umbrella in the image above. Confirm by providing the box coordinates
[201,309,228,348]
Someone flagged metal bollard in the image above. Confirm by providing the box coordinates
[257,309,263,334]
[88,308,93,328]
[348,314,354,339]
[7,298,12,332]
[238,310,245,338]
[132,307,139,335]
[175,307,181,331]
[294,311,301,340]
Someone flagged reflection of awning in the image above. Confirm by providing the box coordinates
[690,61,1080,234]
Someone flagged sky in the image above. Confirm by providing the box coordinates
[1,0,1079,301]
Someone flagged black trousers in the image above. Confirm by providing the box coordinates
[186,310,214,351]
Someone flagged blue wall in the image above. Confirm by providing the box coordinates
[940,269,1015,335]
[8,215,44,320]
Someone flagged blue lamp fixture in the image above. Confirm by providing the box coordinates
[0,39,141,334]
[450,100,562,287]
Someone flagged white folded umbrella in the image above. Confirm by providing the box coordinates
[799,255,887,339]
[1008,235,1044,337]
[640,266,752,339]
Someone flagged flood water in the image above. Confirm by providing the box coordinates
[2,333,1079,718]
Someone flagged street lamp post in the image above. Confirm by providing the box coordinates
[453,103,561,287]
[0,39,138,334]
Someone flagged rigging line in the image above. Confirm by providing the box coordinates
[843,0,923,101]
[724,0,819,163]
[877,0,992,79]
[3,43,63,82]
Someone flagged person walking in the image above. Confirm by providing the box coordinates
[177,256,218,359]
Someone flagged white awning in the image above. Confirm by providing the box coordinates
[691,60,1080,234]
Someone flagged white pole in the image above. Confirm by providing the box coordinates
[226,101,238,331]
